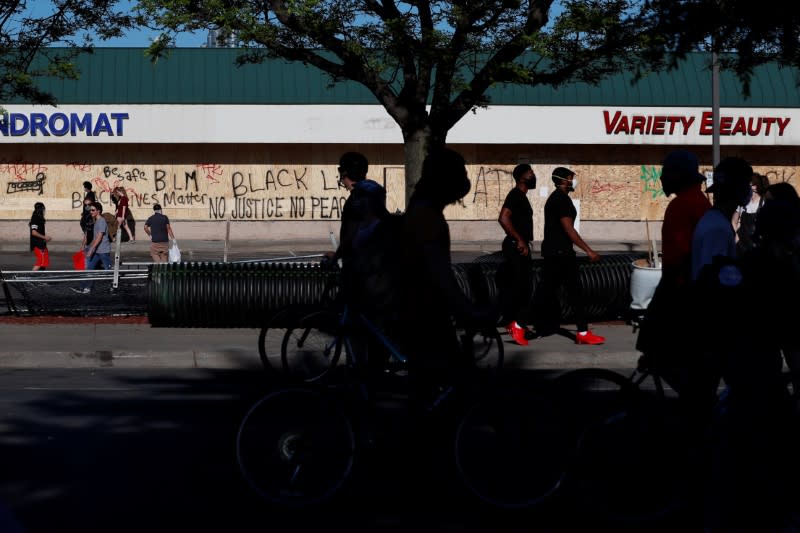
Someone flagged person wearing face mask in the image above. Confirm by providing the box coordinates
[497,163,536,345]
[533,166,605,345]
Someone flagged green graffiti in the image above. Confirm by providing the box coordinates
[640,165,665,199]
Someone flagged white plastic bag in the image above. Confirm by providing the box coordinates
[168,240,181,263]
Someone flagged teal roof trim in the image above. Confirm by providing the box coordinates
[7,48,800,107]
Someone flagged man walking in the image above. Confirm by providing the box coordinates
[498,163,536,346]
[72,202,112,293]
[144,204,175,263]
[533,166,605,344]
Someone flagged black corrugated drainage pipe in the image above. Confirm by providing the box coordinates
[148,253,644,328]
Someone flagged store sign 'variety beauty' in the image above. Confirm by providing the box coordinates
[603,110,791,137]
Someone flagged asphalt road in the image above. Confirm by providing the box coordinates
[0,366,699,533]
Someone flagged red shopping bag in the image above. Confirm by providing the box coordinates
[72,249,86,270]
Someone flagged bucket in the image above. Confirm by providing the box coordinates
[630,258,661,310]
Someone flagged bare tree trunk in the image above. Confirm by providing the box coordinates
[402,126,431,206]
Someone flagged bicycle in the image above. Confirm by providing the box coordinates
[237,312,546,511]
[279,304,505,384]
[256,263,340,372]
[548,354,800,527]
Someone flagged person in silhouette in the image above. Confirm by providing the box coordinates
[700,173,799,533]
[498,163,536,346]
[733,172,769,256]
[636,150,711,407]
[533,166,604,344]
[399,147,496,408]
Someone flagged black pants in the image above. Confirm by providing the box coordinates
[499,237,533,327]
[533,254,588,333]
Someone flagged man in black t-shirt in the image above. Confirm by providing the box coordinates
[534,167,605,344]
[144,204,176,263]
[498,163,536,345]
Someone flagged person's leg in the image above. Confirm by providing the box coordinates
[532,256,562,335]
[151,242,168,262]
[499,239,517,327]
[119,217,134,241]
[516,253,534,326]
[99,253,112,270]
[78,253,101,291]
[561,256,588,332]
[32,247,47,271]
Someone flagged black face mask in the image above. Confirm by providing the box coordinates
[524,177,536,188]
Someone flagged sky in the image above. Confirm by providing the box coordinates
[23,1,568,48]
[22,0,208,47]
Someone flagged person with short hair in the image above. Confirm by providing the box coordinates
[498,163,536,345]
[83,181,96,203]
[71,202,112,293]
[533,166,605,344]
[29,202,51,271]
[144,204,175,263]
[324,151,387,267]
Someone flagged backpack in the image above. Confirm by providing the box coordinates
[346,212,404,320]
[101,212,119,242]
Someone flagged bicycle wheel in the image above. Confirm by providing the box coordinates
[458,327,504,373]
[236,388,355,508]
[553,368,687,525]
[454,385,565,509]
[281,310,343,383]
[258,305,314,372]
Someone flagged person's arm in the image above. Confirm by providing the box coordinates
[732,208,742,243]
[498,207,529,256]
[166,223,175,240]
[559,216,600,262]
[143,223,152,237]
[87,230,104,256]
[30,228,51,242]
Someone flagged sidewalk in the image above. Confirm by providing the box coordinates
[0,319,641,371]
[0,237,651,255]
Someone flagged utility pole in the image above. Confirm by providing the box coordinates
[711,36,721,168]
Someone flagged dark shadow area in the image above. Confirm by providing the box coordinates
[0,365,740,532]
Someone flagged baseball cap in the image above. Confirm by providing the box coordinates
[661,151,705,183]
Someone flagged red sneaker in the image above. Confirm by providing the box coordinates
[576,330,605,345]
[508,323,529,346]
